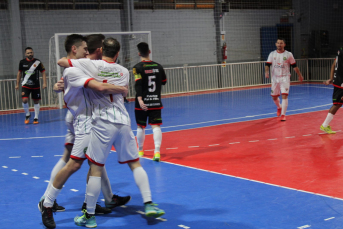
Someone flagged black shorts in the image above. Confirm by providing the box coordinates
[22,87,41,100]
[135,109,162,128]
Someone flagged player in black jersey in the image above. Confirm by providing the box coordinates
[133,42,167,162]
[15,47,46,124]
[320,47,343,134]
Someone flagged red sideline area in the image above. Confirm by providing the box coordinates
[140,110,343,199]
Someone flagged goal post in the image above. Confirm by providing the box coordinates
[49,31,152,109]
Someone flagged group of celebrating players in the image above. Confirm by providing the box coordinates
[15,36,343,228]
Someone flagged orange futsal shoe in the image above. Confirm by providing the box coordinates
[25,114,30,124]
[280,115,286,121]
[33,118,39,124]
[277,108,282,117]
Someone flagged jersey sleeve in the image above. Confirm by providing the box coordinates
[69,58,98,78]
[160,67,167,85]
[266,53,273,65]
[18,60,23,72]
[289,53,296,66]
[38,61,46,72]
[63,68,94,88]
[134,65,143,97]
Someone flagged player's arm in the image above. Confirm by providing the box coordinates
[57,57,70,68]
[324,59,336,85]
[87,80,128,95]
[42,70,47,89]
[292,66,303,82]
[161,67,167,85]
[265,64,270,78]
[15,71,21,90]
[134,67,148,111]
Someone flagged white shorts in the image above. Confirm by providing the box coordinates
[70,133,89,161]
[86,119,139,166]
[271,76,290,97]
[64,111,75,145]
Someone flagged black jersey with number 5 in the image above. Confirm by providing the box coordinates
[133,61,167,110]
[333,48,343,88]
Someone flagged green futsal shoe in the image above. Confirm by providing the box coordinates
[152,152,160,162]
[74,209,97,228]
[320,125,336,134]
[144,203,165,218]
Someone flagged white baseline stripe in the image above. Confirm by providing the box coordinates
[0,135,65,141]
[156,159,343,201]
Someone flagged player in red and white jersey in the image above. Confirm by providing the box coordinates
[58,37,165,225]
[265,38,303,121]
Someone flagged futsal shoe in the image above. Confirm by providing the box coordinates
[153,152,160,162]
[144,203,165,218]
[52,199,65,212]
[277,108,282,117]
[320,125,336,134]
[33,118,39,124]
[280,115,286,121]
[74,209,97,228]
[39,199,56,229]
[105,194,131,209]
[138,151,144,157]
[25,114,30,124]
[82,203,111,214]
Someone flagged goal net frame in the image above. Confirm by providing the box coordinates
[50,31,152,109]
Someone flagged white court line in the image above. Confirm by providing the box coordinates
[157,160,343,202]
[166,148,178,150]
[188,146,199,148]
[33,176,39,179]
[22,173,28,175]
[297,225,311,229]
[2,166,8,168]
[9,156,21,158]
[229,142,240,144]
[249,140,259,142]
[0,135,65,141]
[209,144,219,146]
[12,169,18,172]
[324,217,335,221]
[285,136,295,138]
[54,155,63,157]
[303,134,312,136]
[70,189,78,192]
[31,156,43,158]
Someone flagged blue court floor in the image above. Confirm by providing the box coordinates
[1,83,343,228]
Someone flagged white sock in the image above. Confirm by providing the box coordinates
[44,185,62,208]
[323,113,334,127]
[273,98,281,109]
[133,167,152,203]
[136,128,145,151]
[34,103,40,119]
[22,103,30,116]
[43,159,66,198]
[86,176,101,215]
[84,184,88,203]
[101,166,113,203]
[281,98,288,115]
[153,127,162,153]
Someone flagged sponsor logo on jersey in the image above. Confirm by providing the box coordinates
[274,63,285,68]
[98,71,121,78]
[34,64,37,67]
[145,69,159,74]
[23,65,28,67]
[143,64,158,67]
[134,73,142,80]
[283,57,287,60]
[133,68,137,75]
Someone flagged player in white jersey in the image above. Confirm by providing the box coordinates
[58,37,165,227]
[265,38,303,121]
[39,35,130,229]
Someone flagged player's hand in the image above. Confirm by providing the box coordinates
[42,83,47,89]
[15,85,19,90]
[139,100,148,111]
[55,79,64,91]
[324,79,332,85]
[298,74,303,82]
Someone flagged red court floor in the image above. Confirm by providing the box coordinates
[141,110,343,199]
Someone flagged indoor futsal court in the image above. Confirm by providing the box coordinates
[1,83,343,228]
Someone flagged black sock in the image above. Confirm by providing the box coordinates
[85,212,94,218]
[144,201,153,205]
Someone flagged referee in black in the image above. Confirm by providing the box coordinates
[15,47,46,124]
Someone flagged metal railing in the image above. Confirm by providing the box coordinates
[0,58,334,111]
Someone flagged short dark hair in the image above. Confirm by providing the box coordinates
[277,38,286,43]
[137,42,150,57]
[64,34,87,53]
[86,34,105,54]
[25,47,33,52]
[102,37,120,58]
